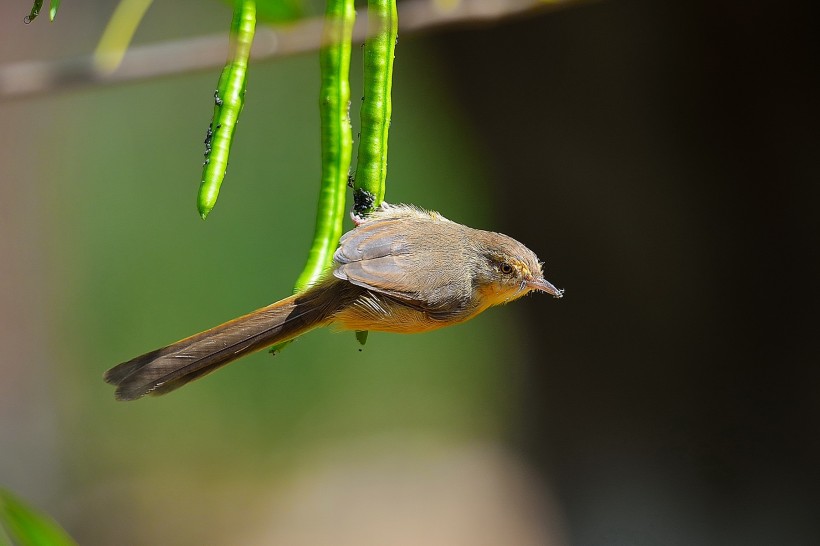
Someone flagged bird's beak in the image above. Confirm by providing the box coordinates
[527,276,564,298]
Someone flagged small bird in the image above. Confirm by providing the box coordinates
[104,203,563,400]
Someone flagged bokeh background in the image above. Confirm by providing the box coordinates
[1,0,818,544]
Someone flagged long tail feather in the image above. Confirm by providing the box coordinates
[104,282,350,400]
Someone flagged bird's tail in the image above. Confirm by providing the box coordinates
[104,283,347,400]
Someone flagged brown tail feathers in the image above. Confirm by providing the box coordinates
[104,281,353,400]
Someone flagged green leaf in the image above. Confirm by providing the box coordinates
[23,0,59,23]
[0,489,78,546]
[49,0,61,21]
[24,0,44,23]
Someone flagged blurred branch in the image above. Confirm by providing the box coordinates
[1,0,591,101]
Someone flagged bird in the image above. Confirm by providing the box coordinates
[104,203,563,400]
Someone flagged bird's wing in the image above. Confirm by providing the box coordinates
[332,216,424,303]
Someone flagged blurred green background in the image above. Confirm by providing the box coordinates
[4,1,819,545]
[1,1,548,544]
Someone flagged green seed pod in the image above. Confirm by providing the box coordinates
[197,0,256,219]
[294,0,356,292]
[353,0,398,217]
[24,0,43,23]
[270,0,356,355]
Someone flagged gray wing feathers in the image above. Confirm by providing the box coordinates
[333,219,418,299]
[332,213,473,317]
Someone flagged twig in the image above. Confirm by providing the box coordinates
[0,0,590,101]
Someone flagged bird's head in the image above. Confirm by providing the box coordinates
[471,231,563,309]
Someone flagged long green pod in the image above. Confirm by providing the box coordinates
[353,0,398,217]
[294,0,356,292]
[24,0,43,23]
[271,0,355,355]
[198,0,256,219]
[94,0,155,73]
[348,0,397,345]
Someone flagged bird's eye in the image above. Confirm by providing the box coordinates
[499,263,514,275]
